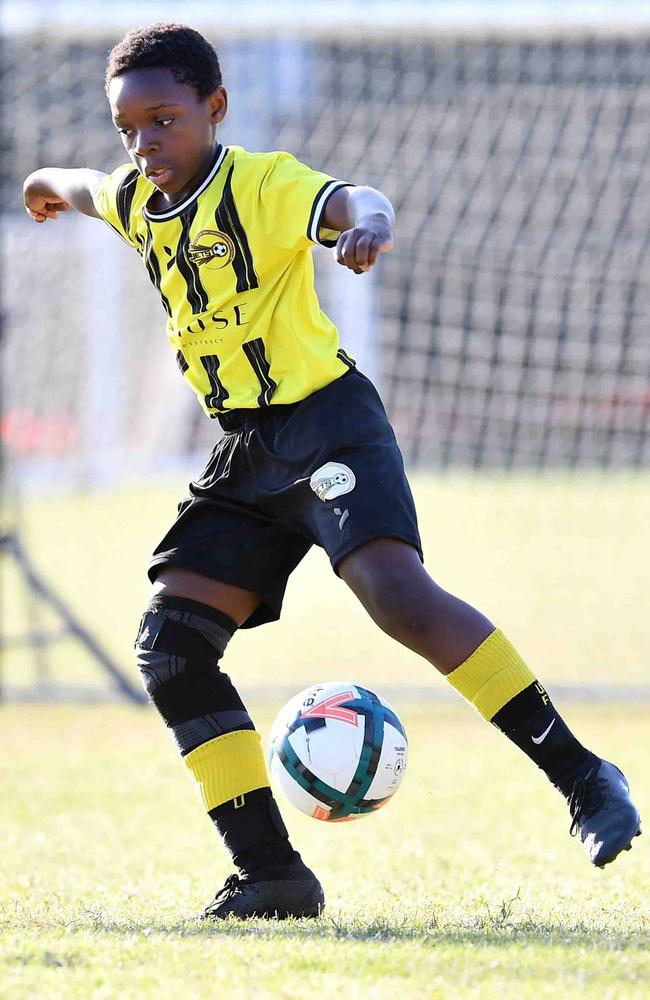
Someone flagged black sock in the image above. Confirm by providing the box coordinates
[491,682,600,796]
[209,788,299,879]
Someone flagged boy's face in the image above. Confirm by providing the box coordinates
[108,68,227,199]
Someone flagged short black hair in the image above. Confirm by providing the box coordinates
[105,23,222,99]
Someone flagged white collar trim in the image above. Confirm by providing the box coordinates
[143,145,229,221]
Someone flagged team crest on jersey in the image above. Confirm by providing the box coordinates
[309,462,356,501]
[187,230,236,270]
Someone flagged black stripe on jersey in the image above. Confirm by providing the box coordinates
[200,354,229,410]
[143,220,172,316]
[242,338,277,406]
[176,201,209,316]
[116,169,139,237]
[222,165,259,291]
[215,198,248,293]
[307,181,351,246]
[337,347,356,370]
[176,350,189,375]
[214,164,259,294]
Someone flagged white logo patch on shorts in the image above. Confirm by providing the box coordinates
[309,462,356,502]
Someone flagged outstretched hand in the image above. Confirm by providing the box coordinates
[24,191,71,223]
[334,213,394,274]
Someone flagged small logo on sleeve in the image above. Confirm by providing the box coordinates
[309,462,356,501]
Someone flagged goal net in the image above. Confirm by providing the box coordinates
[2,5,650,485]
[1,3,649,701]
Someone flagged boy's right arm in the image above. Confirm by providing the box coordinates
[23,168,107,222]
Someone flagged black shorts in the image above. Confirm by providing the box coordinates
[149,369,422,628]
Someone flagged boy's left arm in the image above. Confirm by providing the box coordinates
[322,186,394,274]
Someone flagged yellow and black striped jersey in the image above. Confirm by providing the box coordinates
[92,144,355,414]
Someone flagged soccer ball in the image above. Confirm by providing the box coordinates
[268,681,408,822]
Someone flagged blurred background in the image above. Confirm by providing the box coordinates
[1,1,649,704]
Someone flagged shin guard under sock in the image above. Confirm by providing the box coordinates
[136,594,298,872]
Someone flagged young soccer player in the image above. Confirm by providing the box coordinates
[23,23,641,920]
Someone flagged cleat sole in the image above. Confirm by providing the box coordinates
[594,824,642,868]
[200,874,325,920]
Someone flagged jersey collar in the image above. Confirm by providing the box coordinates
[143,144,229,222]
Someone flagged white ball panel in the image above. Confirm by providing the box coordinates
[287,717,364,792]
[269,750,325,818]
[365,720,408,800]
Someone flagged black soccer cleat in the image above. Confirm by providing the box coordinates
[566,760,641,868]
[200,859,325,920]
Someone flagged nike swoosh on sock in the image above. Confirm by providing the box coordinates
[531,718,556,744]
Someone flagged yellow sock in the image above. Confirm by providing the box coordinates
[446,628,536,721]
[184,729,270,812]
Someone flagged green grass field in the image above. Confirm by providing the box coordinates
[1,705,648,999]
[1,475,649,997]
[2,474,649,694]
